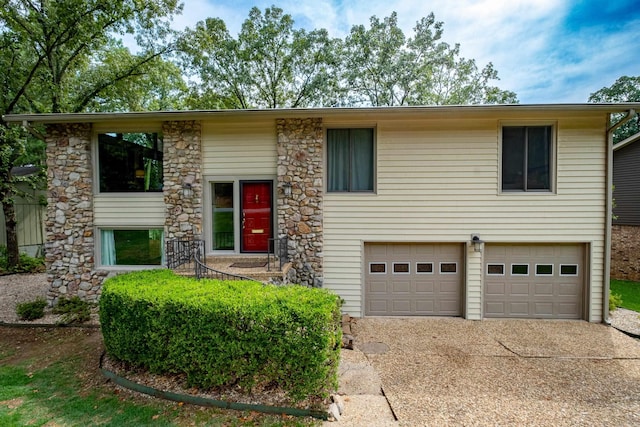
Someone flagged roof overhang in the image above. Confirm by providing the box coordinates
[4,103,640,125]
[613,131,640,151]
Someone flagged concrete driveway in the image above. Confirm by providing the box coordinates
[334,318,640,426]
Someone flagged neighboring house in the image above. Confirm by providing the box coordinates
[612,132,640,282]
[4,103,639,323]
[0,167,46,257]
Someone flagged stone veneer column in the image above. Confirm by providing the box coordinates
[162,121,203,239]
[45,123,107,303]
[276,118,323,287]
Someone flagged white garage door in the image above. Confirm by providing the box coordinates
[365,243,463,316]
[484,244,585,319]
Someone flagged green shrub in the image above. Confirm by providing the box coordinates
[16,298,47,321]
[100,270,342,403]
[609,292,623,312]
[0,246,45,274]
[53,296,92,324]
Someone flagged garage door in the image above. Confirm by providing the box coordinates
[365,243,463,316]
[484,244,585,319]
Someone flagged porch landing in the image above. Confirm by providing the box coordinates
[173,255,291,284]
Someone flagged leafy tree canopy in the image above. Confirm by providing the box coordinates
[180,8,517,109]
[341,12,517,106]
[0,0,184,267]
[180,6,341,109]
[589,76,640,143]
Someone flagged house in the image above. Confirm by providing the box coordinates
[612,131,640,282]
[4,103,639,323]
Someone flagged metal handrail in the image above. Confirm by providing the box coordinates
[267,236,289,271]
[165,239,204,269]
[192,244,261,283]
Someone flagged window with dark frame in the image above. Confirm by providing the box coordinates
[502,126,552,192]
[98,132,163,193]
[327,128,374,192]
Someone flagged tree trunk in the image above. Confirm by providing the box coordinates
[2,197,20,269]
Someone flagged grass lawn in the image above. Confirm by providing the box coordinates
[611,279,640,312]
[0,327,317,427]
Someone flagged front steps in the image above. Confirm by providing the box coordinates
[174,255,291,284]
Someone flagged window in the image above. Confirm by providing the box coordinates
[535,264,554,276]
[487,264,505,275]
[560,264,578,276]
[98,133,163,192]
[369,263,386,274]
[511,264,529,276]
[101,229,164,266]
[393,263,410,274]
[502,126,552,192]
[212,182,234,250]
[416,262,434,274]
[440,263,457,274]
[327,128,374,192]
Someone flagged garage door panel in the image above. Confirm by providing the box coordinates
[534,283,553,296]
[415,281,435,294]
[369,279,389,293]
[484,244,584,319]
[486,282,506,295]
[391,300,412,314]
[510,302,530,316]
[365,243,462,316]
[511,282,531,296]
[534,302,554,316]
[392,281,411,293]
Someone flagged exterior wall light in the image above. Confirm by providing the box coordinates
[471,234,484,252]
[283,182,292,197]
[182,182,193,198]
[182,175,195,198]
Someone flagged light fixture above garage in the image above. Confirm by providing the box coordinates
[471,234,484,252]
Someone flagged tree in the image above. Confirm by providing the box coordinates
[180,6,341,109]
[0,0,183,268]
[589,76,640,143]
[341,12,518,106]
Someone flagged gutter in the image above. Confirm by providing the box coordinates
[604,109,637,324]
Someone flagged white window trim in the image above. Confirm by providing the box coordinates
[392,262,410,275]
[368,262,387,274]
[498,120,558,195]
[439,262,458,275]
[535,263,554,276]
[560,264,579,276]
[486,263,506,276]
[510,263,530,276]
[416,262,434,274]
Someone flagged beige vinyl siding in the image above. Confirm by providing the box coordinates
[94,194,165,227]
[202,119,277,176]
[323,112,606,321]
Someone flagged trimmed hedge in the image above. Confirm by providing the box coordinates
[99,270,342,402]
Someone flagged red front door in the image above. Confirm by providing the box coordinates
[241,181,272,252]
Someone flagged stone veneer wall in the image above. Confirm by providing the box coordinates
[45,123,107,303]
[43,120,203,303]
[162,121,203,239]
[276,118,324,287]
[611,224,640,282]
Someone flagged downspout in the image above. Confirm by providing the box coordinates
[603,109,636,324]
[21,120,47,141]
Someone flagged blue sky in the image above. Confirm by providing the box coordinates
[171,0,640,104]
